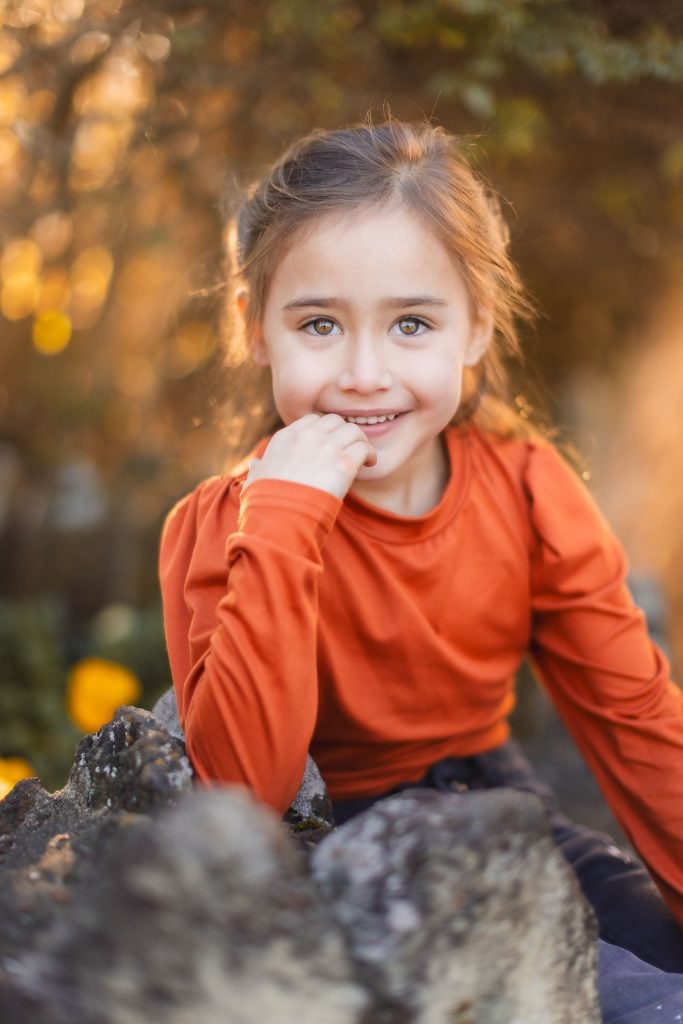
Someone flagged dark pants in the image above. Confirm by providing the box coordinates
[598,942,683,1022]
[331,740,683,975]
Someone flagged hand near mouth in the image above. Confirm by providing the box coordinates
[244,413,377,500]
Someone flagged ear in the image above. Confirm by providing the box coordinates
[237,289,270,367]
[463,306,494,367]
[249,326,270,368]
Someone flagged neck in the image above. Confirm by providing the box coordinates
[350,436,450,517]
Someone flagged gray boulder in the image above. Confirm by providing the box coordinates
[0,701,600,1023]
[312,788,600,1024]
[0,706,193,965]
[152,687,335,839]
[4,788,368,1024]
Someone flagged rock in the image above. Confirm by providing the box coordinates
[3,788,368,1024]
[0,702,601,1023]
[150,686,185,741]
[65,704,193,814]
[152,687,335,839]
[312,788,600,1024]
[282,755,335,839]
[0,706,192,966]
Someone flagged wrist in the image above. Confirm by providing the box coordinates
[237,477,342,552]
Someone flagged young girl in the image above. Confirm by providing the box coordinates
[159,119,683,1003]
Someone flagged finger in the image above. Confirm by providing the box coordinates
[328,418,377,455]
[315,412,347,432]
[325,418,378,446]
[288,413,323,430]
[343,438,377,470]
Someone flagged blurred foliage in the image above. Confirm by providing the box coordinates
[0,596,168,790]
[83,602,170,694]
[0,1,682,778]
[0,597,77,788]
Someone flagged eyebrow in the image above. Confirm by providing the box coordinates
[281,295,449,312]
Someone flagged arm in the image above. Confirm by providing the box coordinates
[160,475,342,812]
[525,442,683,926]
[158,414,375,814]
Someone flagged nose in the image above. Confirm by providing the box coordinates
[336,334,393,394]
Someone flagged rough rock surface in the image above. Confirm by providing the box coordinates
[67,702,192,813]
[0,702,600,1023]
[3,789,368,1024]
[152,687,335,840]
[312,789,600,1023]
[0,706,192,965]
[149,687,185,741]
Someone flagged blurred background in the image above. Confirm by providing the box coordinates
[0,0,682,827]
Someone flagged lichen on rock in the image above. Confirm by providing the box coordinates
[0,698,601,1023]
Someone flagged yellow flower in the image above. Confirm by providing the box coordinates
[0,756,35,801]
[66,657,142,733]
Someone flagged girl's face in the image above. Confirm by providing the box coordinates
[249,203,492,514]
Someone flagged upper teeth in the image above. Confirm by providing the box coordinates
[344,414,398,424]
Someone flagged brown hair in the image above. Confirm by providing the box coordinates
[221,116,539,456]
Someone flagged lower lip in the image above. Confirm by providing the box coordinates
[351,414,404,437]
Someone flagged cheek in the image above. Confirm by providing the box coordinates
[269,358,320,417]
[410,358,463,404]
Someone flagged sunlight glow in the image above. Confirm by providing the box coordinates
[0,33,22,75]
[163,320,216,379]
[30,211,73,260]
[32,310,72,355]
[1,237,42,319]
[38,267,71,312]
[69,246,113,327]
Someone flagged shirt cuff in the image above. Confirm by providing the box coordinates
[236,478,342,557]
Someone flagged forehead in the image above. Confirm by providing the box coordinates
[266,203,467,300]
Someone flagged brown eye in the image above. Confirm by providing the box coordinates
[397,317,425,336]
[303,317,337,336]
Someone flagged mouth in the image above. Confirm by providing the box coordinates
[328,411,405,425]
[343,413,400,425]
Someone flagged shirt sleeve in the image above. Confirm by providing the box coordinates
[158,474,342,813]
[525,441,683,926]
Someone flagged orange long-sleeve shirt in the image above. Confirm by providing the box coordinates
[159,425,683,925]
